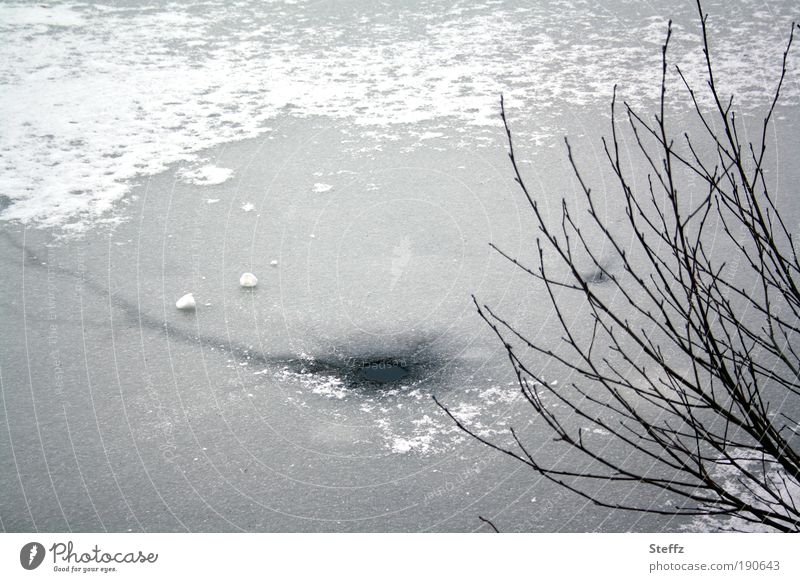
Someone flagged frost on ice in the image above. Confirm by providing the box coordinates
[178,164,233,186]
[312,183,333,193]
[239,272,258,287]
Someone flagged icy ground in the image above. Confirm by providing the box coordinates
[1,0,798,226]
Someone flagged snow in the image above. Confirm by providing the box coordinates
[239,272,258,288]
[1,0,797,534]
[2,0,793,227]
[178,164,233,186]
[390,435,434,454]
[175,293,196,310]
[418,131,444,140]
[312,183,333,194]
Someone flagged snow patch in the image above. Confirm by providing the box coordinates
[178,164,233,186]
[312,183,333,194]
[2,0,795,227]
[390,435,434,454]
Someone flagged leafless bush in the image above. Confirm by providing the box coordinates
[437,1,800,532]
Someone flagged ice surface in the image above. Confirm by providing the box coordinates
[175,292,196,310]
[239,272,258,287]
[1,0,797,227]
[1,0,798,534]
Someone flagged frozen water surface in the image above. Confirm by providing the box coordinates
[1,0,798,225]
[1,0,799,532]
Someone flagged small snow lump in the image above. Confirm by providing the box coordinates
[240,272,258,287]
[176,293,196,310]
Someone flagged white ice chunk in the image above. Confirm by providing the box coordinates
[239,272,258,287]
[175,293,196,310]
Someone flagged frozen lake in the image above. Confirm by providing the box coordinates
[1,0,799,532]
